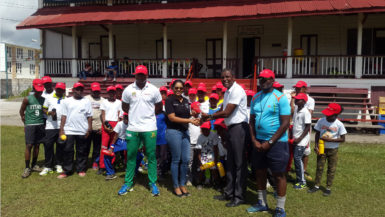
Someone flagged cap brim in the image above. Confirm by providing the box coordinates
[322,109,335,116]
[55,86,65,90]
[33,85,44,92]
[133,72,147,75]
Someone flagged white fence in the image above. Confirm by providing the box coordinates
[362,56,385,77]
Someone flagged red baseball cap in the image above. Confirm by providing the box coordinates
[246,90,255,96]
[91,82,101,91]
[191,101,201,113]
[123,112,128,116]
[200,121,211,129]
[216,82,224,89]
[197,86,207,92]
[188,88,197,95]
[259,69,275,79]
[115,84,123,90]
[211,85,217,91]
[32,79,44,92]
[159,86,168,92]
[107,86,116,92]
[55,82,66,90]
[134,65,148,75]
[322,103,342,116]
[273,81,284,88]
[73,82,85,89]
[198,82,206,88]
[222,87,227,92]
[293,93,308,102]
[41,76,52,84]
[293,80,307,88]
[167,89,174,96]
[214,118,227,129]
[209,93,219,100]
[185,80,193,87]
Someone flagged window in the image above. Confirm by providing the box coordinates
[16,63,22,73]
[7,62,11,73]
[6,46,12,57]
[28,50,34,60]
[30,64,35,74]
[16,48,23,59]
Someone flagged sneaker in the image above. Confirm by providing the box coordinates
[57,173,68,179]
[31,165,42,172]
[197,185,203,190]
[186,180,193,186]
[150,183,160,196]
[118,184,134,196]
[293,182,306,190]
[246,200,269,213]
[97,168,105,175]
[39,167,53,176]
[323,189,331,196]
[274,207,287,217]
[304,172,313,181]
[21,168,32,178]
[55,165,63,173]
[92,163,99,171]
[78,172,86,177]
[105,174,117,180]
[307,187,320,193]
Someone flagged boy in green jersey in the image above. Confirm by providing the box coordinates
[19,79,45,178]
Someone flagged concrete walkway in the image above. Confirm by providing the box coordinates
[1,99,384,144]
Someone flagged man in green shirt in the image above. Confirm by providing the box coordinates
[19,79,45,178]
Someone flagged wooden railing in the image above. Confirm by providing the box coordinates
[362,56,385,77]
[254,56,287,78]
[44,58,72,77]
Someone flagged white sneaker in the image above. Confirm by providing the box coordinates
[55,165,63,173]
[39,167,53,176]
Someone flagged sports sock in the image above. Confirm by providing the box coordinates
[257,190,267,206]
[276,196,286,210]
[25,160,30,168]
[31,157,38,167]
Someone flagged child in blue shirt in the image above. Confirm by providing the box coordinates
[156,110,168,179]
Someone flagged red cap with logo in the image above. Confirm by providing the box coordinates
[55,82,66,90]
[188,88,197,95]
[197,85,207,92]
[273,81,284,88]
[200,121,211,129]
[33,79,44,92]
[134,65,148,75]
[209,93,219,100]
[73,82,85,89]
[259,69,275,79]
[216,82,224,89]
[107,86,116,92]
[246,90,255,96]
[211,85,217,91]
[91,82,101,91]
[293,80,308,88]
[167,89,174,96]
[222,87,227,92]
[159,86,168,92]
[42,76,52,84]
[115,84,123,90]
[214,118,227,129]
[185,80,193,87]
[322,103,342,116]
[191,101,201,113]
[293,93,308,102]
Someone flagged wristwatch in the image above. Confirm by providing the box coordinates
[268,139,274,145]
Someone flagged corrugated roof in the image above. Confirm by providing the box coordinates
[17,0,385,29]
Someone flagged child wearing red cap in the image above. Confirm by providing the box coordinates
[291,93,312,190]
[308,103,346,196]
[19,79,46,178]
[208,93,220,131]
[195,122,220,189]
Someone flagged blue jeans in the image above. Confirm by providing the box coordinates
[293,145,306,184]
[104,155,115,175]
[166,129,190,188]
[79,71,88,79]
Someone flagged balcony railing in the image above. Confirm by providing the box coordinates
[362,56,385,77]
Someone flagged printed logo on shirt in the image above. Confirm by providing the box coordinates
[151,132,156,138]
[132,92,136,98]
[321,125,338,132]
[127,133,132,137]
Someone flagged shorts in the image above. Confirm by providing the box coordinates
[252,141,289,173]
[304,143,311,156]
[25,124,45,145]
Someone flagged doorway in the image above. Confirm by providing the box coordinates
[242,37,260,78]
[206,39,222,78]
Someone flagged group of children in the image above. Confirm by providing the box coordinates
[20,76,347,197]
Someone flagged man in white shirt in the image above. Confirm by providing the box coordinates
[118,65,163,196]
[42,76,54,99]
[40,82,66,176]
[58,82,93,179]
[202,68,249,207]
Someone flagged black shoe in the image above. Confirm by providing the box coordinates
[97,169,105,175]
[213,194,232,201]
[323,189,331,196]
[225,199,244,207]
[307,187,320,193]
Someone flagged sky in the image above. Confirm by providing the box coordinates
[0,0,40,49]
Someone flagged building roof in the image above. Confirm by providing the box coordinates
[17,0,385,29]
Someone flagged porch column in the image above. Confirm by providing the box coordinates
[355,13,364,78]
[162,24,168,78]
[286,17,293,78]
[108,24,114,59]
[71,26,77,78]
[39,29,45,78]
[223,21,228,70]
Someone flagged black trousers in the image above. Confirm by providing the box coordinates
[86,130,102,164]
[223,122,250,201]
[44,129,63,168]
[63,135,88,174]
[156,145,168,176]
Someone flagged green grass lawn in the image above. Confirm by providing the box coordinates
[1,125,385,217]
